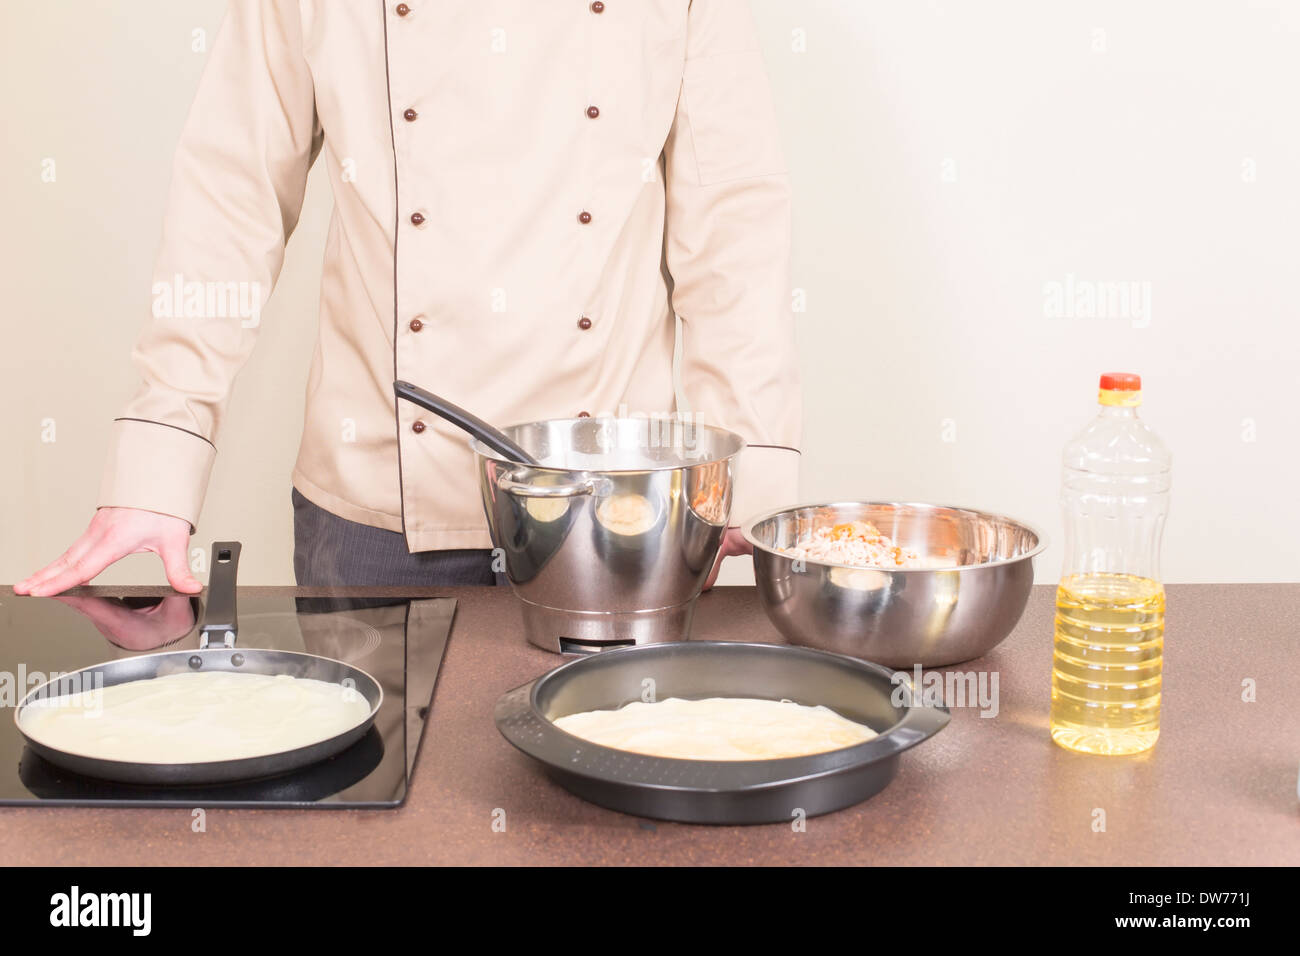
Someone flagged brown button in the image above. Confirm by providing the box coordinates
[586,105,600,119]
[590,1,604,12]
[408,317,424,332]
[578,211,592,224]
[411,420,426,434]
[410,211,425,226]
[396,3,411,15]
[403,108,418,122]
[577,316,592,330]
[577,411,591,418]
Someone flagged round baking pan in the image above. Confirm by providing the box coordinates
[495,641,949,824]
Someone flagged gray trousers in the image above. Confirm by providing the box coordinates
[292,488,503,587]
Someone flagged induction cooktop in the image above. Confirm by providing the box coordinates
[0,590,455,808]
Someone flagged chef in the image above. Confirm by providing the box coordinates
[16,0,801,594]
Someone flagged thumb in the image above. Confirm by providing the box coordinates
[159,540,203,594]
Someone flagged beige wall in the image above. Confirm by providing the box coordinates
[2,1,1297,587]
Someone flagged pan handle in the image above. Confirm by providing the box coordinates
[199,542,242,649]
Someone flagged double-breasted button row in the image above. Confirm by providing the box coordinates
[395,6,420,222]
[396,0,602,435]
[396,1,421,439]
[581,5,605,220]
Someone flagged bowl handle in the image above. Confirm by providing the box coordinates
[496,471,612,499]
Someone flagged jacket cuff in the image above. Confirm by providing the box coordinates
[729,444,799,529]
[97,419,216,531]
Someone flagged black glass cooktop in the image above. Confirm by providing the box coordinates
[0,591,455,808]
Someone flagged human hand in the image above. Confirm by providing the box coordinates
[14,507,201,597]
[703,527,752,590]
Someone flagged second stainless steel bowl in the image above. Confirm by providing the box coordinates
[744,502,1047,667]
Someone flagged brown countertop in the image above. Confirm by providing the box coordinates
[1,583,1296,866]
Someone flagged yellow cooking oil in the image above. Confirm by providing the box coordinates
[1050,572,1164,755]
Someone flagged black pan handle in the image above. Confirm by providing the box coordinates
[393,380,538,465]
[199,542,241,649]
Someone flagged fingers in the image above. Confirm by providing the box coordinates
[16,509,201,598]
[158,540,203,594]
[724,527,753,557]
[21,536,128,597]
[702,528,750,592]
[15,529,107,595]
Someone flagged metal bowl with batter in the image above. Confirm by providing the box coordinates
[744,502,1047,667]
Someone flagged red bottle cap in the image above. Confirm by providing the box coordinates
[1099,372,1141,391]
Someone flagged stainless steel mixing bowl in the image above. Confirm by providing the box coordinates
[744,502,1047,667]
[474,417,744,653]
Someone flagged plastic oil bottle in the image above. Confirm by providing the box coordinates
[1050,373,1171,755]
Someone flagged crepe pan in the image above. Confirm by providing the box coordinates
[495,641,949,824]
[14,542,384,786]
[18,724,384,805]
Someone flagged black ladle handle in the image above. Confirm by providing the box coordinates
[199,541,241,649]
[393,381,538,465]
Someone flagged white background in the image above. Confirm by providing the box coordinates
[2,1,1296,586]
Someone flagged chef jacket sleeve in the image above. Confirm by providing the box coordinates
[97,0,322,529]
[663,0,802,529]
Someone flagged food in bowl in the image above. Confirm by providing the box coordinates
[782,520,923,569]
[552,696,877,760]
[746,502,1047,667]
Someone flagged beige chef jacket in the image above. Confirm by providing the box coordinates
[99,0,802,551]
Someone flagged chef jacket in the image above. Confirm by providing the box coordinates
[98,0,802,551]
